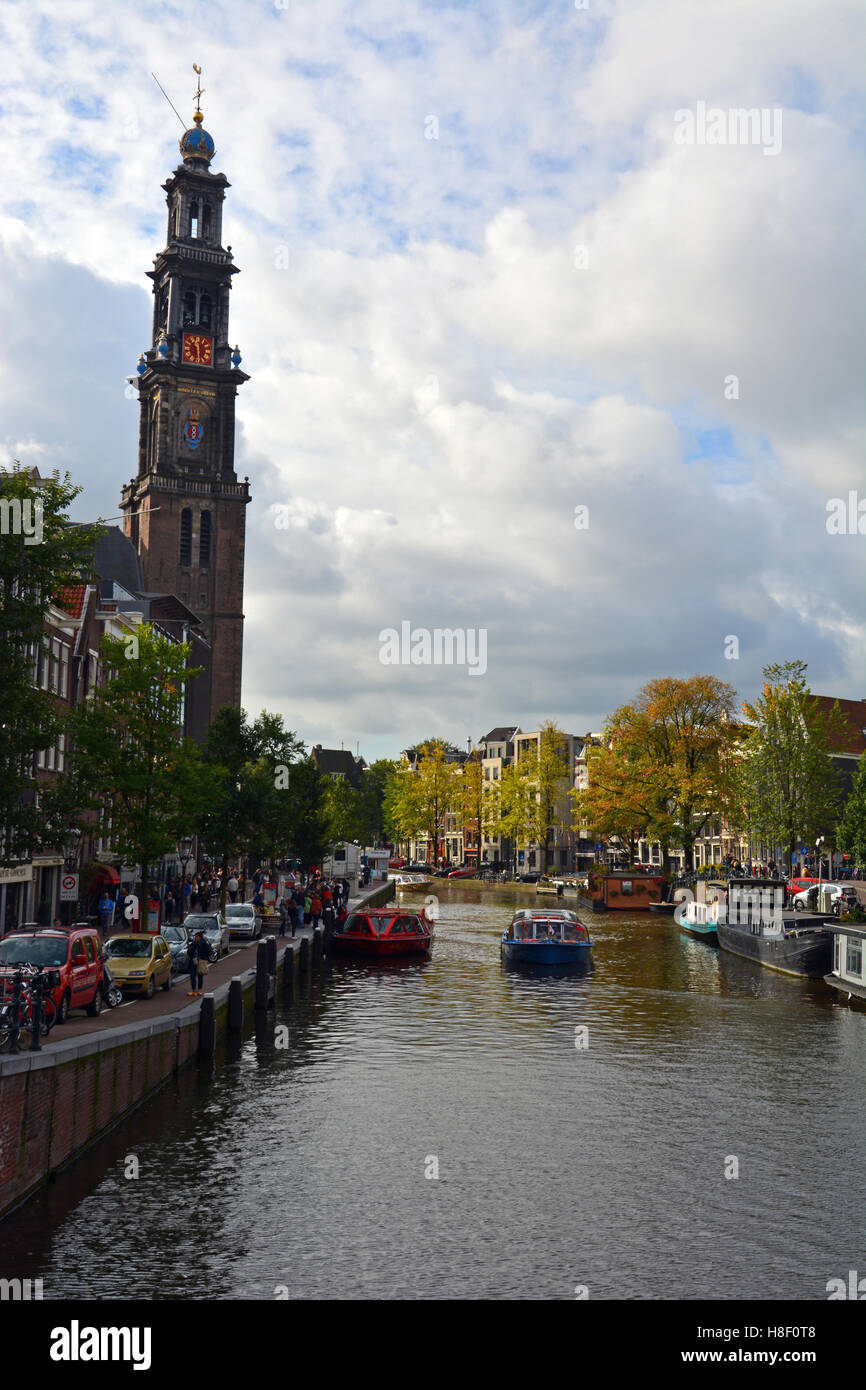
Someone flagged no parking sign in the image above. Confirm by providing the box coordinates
[59,873,79,901]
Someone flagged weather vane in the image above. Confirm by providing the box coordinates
[193,63,204,115]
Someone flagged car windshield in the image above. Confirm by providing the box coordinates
[163,928,185,943]
[225,906,252,917]
[106,938,153,958]
[0,936,68,967]
[185,916,218,930]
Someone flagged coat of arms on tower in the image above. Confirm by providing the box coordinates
[183,407,204,449]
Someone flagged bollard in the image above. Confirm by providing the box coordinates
[312,927,324,963]
[228,976,244,1033]
[266,934,277,975]
[199,993,216,1057]
[286,945,300,1000]
[8,971,22,1055]
[298,935,311,976]
[28,974,44,1053]
[254,939,270,1011]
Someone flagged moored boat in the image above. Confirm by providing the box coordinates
[677,899,719,945]
[824,922,866,1006]
[331,906,433,956]
[648,901,677,915]
[535,878,564,896]
[714,877,832,979]
[501,909,592,965]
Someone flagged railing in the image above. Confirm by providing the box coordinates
[122,474,249,500]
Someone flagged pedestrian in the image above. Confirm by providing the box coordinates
[228,872,239,903]
[187,931,213,997]
[322,901,336,933]
[310,890,322,930]
[289,898,300,937]
[278,895,287,937]
[98,889,114,933]
[303,892,312,926]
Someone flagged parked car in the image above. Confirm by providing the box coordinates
[517,872,541,883]
[162,924,191,972]
[104,932,173,996]
[792,882,845,912]
[447,866,476,879]
[0,925,105,1023]
[183,912,230,958]
[225,902,260,940]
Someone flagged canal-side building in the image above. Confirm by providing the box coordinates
[121,83,250,739]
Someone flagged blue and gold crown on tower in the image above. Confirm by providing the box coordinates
[179,65,214,165]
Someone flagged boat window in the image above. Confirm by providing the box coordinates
[846,937,863,979]
[562,922,582,941]
[345,914,370,935]
[388,918,405,935]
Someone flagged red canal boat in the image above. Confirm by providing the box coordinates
[331,907,434,957]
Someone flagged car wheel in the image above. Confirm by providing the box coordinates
[162,972,172,991]
[86,989,103,1017]
[145,976,155,999]
[57,990,70,1025]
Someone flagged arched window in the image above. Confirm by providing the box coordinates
[183,290,196,327]
[189,200,199,238]
[179,509,192,567]
[199,293,212,329]
[202,204,211,237]
[199,511,211,568]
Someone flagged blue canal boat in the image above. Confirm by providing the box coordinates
[501,909,593,965]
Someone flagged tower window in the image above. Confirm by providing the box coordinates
[179,508,192,567]
[199,510,211,568]
[202,204,211,237]
[189,200,199,238]
[183,290,197,326]
[199,293,212,329]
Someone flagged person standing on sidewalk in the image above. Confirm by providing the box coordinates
[278,894,288,937]
[98,889,114,934]
[188,931,213,997]
[310,890,322,930]
[228,873,239,903]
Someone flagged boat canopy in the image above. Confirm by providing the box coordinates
[509,918,588,942]
[341,911,429,937]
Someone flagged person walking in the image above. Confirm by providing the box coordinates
[187,931,213,997]
[278,894,288,937]
[97,889,114,934]
[228,873,239,904]
[303,892,312,927]
[310,890,322,931]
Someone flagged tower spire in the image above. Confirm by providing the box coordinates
[192,63,204,122]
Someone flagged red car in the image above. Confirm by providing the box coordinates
[0,926,105,1023]
[447,866,476,879]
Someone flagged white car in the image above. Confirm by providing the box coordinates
[792,882,844,911]
[225,902,261,940]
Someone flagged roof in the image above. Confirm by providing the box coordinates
[481,726,520,743]
[813,696,866,756]
[93,526,143,594]
[55,584,87,619]
[311,746,365,788]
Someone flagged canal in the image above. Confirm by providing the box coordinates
[3,888,864,1300]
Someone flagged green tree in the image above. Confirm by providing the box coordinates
[0,468,102,863]
[56,623,212,918]
[396,738,461,864]
[359,758,400,845]
[838,753,866,870]
[738,661,845,867]
[198,706,306,909]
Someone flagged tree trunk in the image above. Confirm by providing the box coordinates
[220,846,229,914]
[140,859,149,934]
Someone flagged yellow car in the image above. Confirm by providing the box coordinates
[104,932,173,997]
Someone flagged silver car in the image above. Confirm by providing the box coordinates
[225,902,260,940]
[183,912,230,958]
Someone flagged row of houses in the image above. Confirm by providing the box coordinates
[393,702,866,875]
[3,471,209,931]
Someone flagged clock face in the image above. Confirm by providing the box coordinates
[182,333,213,366]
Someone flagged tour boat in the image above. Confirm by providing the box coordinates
[388,872,430,890]
[714,877,833,978]
[824,923,866,1006]
[331,906,433,957]
[501,909,593,965]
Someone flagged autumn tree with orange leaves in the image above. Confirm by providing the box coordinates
[573,675,741,872]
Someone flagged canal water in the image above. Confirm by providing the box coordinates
[3,889,864,1300]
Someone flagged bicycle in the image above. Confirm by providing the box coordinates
[0,966,57,1051]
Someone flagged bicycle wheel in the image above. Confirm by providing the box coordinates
[41,996,57,1033]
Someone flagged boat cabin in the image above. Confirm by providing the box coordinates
[339,909,431,938]
[826,924,866,1002]
[506,913,589,943]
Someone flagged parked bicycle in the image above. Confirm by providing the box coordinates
[0,965,57,1050]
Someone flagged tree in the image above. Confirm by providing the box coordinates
[574,677,740,872]
[56,623,213,919]
[398,738,462,864]
[737,661,846,867]
[358,758,400,846]
[496,722,572,870]
[0,468,102,863]
[838,753,866,870]
[322,775,365,846]
[461,750,498,866]
[198,706,306,909]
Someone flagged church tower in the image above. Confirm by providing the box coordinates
[121,71,250,735]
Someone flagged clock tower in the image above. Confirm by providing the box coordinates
[121,76,250,735]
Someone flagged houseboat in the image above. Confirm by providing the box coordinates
[501,909,593,966]
[331,906,433,957]
[676,898,719,945]
[577,870,666,913]
[714,877,833,979]
[825,922,866,1005]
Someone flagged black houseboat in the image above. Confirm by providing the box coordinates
[714,877,833,979]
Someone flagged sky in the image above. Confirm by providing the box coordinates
[1,0,864,760]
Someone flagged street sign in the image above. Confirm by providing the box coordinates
[60,873,79,901]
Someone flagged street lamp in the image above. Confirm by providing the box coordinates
[177,836,194,925]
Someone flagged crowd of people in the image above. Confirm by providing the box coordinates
[275,874,352,939]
